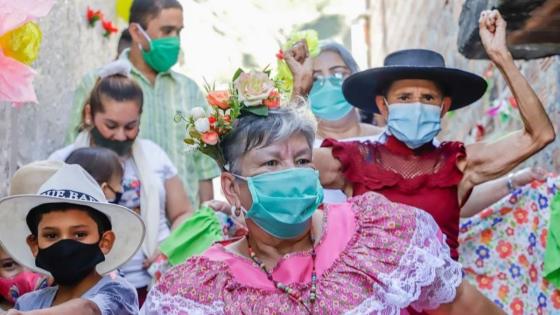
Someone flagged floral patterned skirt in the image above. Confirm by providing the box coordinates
[459,176,560,315]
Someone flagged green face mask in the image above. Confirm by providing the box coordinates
[138,26,180,73]
[234,168,324,239]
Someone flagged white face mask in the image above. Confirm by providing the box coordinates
[385,101,442,149]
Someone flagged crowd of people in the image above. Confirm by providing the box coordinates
[0,1,558,314]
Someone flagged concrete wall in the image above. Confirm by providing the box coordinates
[0,0,119,196]
[368,0,560,172]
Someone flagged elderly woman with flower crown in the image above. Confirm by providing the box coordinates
[140,69,504,314]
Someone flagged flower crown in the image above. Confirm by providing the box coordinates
[176,68,283,167]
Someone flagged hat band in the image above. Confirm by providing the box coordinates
[40,189,98,202]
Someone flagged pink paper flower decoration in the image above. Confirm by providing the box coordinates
[0,0,55,106]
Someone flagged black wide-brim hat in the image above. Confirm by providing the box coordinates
[342,49,488,113]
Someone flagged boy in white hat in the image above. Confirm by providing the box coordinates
[0,164,145,315]
[0,161,61,311]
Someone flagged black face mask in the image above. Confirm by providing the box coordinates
[35,239,105,286]
[91,127,134,156]
[109,191,123,205]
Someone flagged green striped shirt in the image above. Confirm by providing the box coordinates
[65,49,220,207]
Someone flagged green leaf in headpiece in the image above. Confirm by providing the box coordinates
[262,64,272,77]
[241,105,269,117]
[232,68,244,82]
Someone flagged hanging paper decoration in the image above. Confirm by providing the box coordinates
[486,99,503,118]
[486,96,519,117]
[116,0,133,23]
[102,19,119,37]
[87,7,103,27]
[508,96,518,109]
[85,7,119,38]
[0,0,55,106]
[483,63,494,79]
[275,29,320,95]
[0,22,42,65]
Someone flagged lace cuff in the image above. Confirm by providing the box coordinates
[347,208,462,314]
[140,287,225,315]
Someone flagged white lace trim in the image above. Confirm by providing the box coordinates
[345,209,462,315]
[140,288,225,315]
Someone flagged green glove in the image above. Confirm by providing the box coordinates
[544,192,560,289]
[160,207,223,266]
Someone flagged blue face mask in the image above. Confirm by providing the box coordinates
[234,168,324,239]
[386,102,442,149]
[309,76,353,121]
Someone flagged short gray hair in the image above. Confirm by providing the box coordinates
[221,107,316,174]
[319,41,359,74]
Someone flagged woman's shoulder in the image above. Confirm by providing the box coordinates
[136,138,166,153]
[347,191,441,238]
[360,123,384,138]
[135,138,177,171]
[48,144,77,161]
[324,193,462,312]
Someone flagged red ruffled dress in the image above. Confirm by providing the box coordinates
[323,135,466,261]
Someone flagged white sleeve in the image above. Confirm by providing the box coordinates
[140,140,178,180]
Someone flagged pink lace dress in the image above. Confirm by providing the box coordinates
[141,192,462,314]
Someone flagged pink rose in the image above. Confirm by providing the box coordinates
[201,131,219,145]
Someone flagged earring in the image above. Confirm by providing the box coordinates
[230,205,241,217]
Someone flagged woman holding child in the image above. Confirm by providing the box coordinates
[48,60,193,304]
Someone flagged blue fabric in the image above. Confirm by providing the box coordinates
[15,276,138,315]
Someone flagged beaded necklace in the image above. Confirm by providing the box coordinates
[246,235,317,314]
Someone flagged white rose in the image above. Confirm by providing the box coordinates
[190,107,207,119]
[194,118,210,133]
[234,71,275,107]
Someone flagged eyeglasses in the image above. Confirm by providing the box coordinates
[106,184,123,204]
[312,73,346,87]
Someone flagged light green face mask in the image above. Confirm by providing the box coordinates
[138,26,180,73]
[234,168,324,239]
[309,76,353,121]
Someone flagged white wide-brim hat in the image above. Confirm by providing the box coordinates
[0,163,145,275]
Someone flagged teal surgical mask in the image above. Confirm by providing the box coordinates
[386,101,442,149]
[309,76,353,121]
[137,26,180,73]
[234,168,324,239]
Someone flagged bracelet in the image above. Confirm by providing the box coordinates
[507,173,516,193]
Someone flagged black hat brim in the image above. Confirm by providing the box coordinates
[342,66,488,113]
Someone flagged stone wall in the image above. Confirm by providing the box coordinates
[0,0,119,196]
[368,0,560,172]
